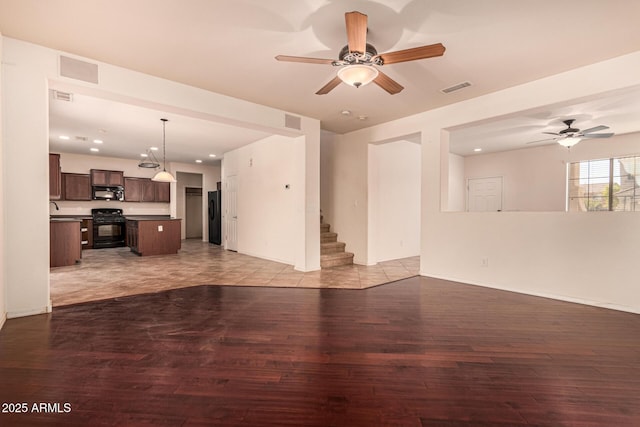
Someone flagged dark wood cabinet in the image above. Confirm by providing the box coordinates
[62,173,91,201]
[126,219,181,256]
[50,220,82,267]
[124,177,142,202]
[142,179,156,202]
[124,177,170,203]
[91,169,124,187]
[49,153,62,200]
[81,219,93,250]
[154,181,170,203]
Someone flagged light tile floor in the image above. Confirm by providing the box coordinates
[50,240,420,306]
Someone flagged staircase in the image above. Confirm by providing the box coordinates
[320,222,354,268]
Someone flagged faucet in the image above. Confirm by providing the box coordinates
[50,201,59,211]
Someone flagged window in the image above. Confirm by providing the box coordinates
[568,156,640,212]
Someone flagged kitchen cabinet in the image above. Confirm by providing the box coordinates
[62,173,91,201]
[50,220,82,267]
[126,219,181,256]
[141,179,156,202]
[154,181,170,202]
[124,177,170,203]
[124,177,142,202]
[91,169,124,187]
[81,218,93,249]
[49,153,62,200]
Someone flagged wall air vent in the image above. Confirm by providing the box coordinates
[284,114,302,130]
[53,90,73,102]
[59,55,99,84]
[441,81,472,94]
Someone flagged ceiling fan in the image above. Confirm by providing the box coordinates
[275,11,445,95]
[527,119,614,147]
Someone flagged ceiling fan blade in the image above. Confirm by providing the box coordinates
[345,11,367,54]
[315,76,343,95]
[581,133,615,139]
[377,43,445,65]
[580,125,609,134]
[373,70,404,95]
[275,55,335,65]
[542,132,561,136]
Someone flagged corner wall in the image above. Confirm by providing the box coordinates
[2,37,319,319]
[0,33,5,328]
[334,50,640,313]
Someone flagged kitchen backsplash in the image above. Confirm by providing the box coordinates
[51,200,170,217]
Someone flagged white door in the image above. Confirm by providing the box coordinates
[468,177,503,212]
[225,175,238,251]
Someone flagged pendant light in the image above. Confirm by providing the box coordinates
[152,118,176,183]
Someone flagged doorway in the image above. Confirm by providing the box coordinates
[185,187,203,239]
[467,176,503,212]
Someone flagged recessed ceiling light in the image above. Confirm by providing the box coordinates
[59,135,70,140]
[93,139,103,144]
[473,148,482,152]
[195,159,203,163]
[98,128,108,134]
[341,110,351,116]
[209,154,217,158]
[140,153,148,157]
[358,115,368,120]
[150,147,159,151]
[90,148,99,152]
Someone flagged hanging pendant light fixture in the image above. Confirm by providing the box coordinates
[138,148,160,169]
[152,118,177,183]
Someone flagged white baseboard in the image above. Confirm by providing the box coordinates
[0,311,6,330]
[419,271,640,315]
[7,306,51,319]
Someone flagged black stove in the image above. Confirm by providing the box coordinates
[92,208,126,248]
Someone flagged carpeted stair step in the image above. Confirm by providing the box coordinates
[321,232,338,243]
[321,252,355,268]
[321,241,346,255]
[320,223,330,233]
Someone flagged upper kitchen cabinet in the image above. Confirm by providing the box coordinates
[124,177,142,202]
[91,169,124,187]
[154,181,170,203]
[49,153,62,200]
[63,173,91,201]
[124,177,170,203]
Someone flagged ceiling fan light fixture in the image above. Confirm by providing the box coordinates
[558,137,582,148]
[337,64,378,88]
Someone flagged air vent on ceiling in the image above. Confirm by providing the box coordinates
[53,90,73,102]
[284,114,301,130]
[441,81,472,94]
[59,55,99,84]
[75,136,88,141]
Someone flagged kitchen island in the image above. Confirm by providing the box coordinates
[125,218,181,256]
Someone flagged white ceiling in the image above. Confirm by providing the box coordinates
[2,0,640,162]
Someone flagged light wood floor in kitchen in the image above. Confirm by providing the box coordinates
[50,240,419,307]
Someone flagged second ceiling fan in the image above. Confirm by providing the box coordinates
[276,11,445,95]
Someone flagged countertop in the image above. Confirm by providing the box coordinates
[126,217,181,221]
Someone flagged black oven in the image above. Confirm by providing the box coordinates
[92,208,126,248]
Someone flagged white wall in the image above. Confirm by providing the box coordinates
[0,32,5,329]
[369,141,421,262]
[333,50,640,313]
[224,135,299,265]
[447,153,465,212]
[457,132,640,212]
[1,36,319,319]
[320,130,338,227]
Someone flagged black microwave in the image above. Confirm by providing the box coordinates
[92,186,124,201]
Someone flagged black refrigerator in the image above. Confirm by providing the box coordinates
[208,182,222,245]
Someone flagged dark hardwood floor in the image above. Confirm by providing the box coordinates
[1,276,639,426]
